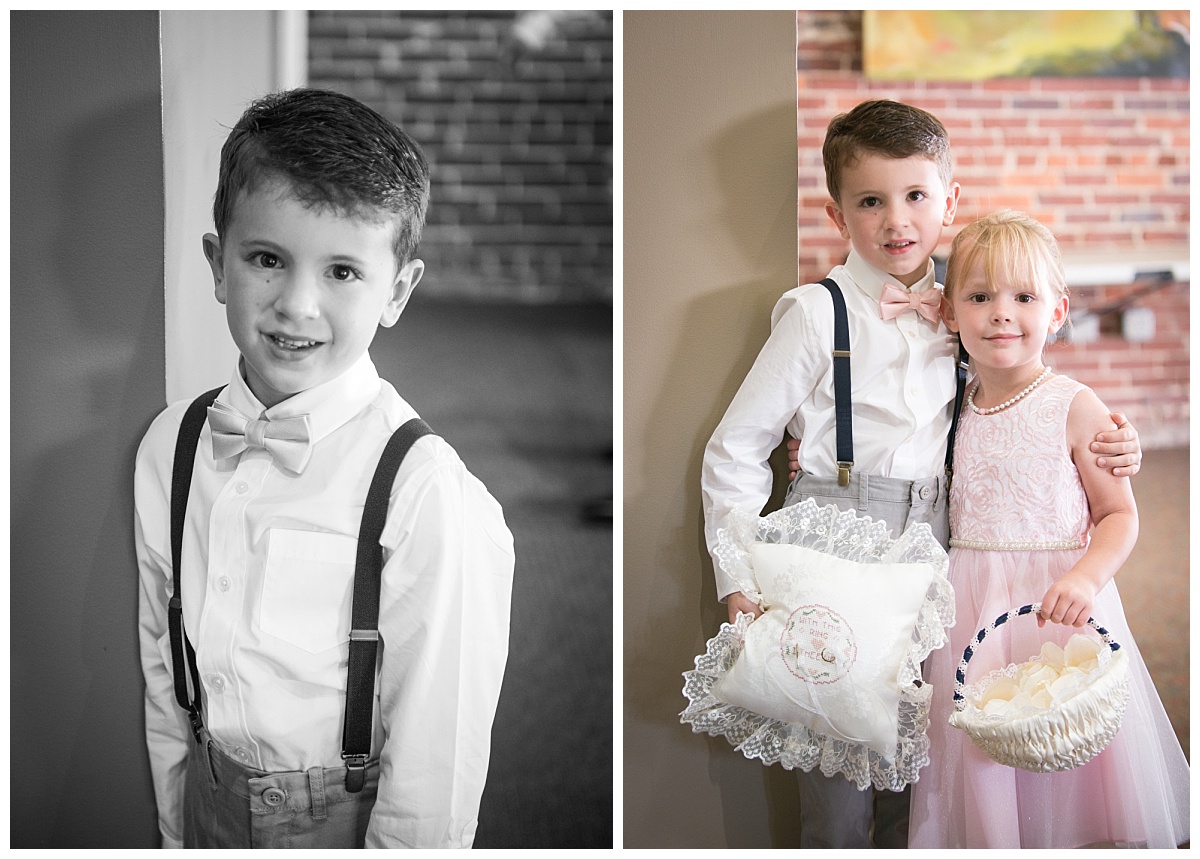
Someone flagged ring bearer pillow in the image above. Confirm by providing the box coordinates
[681,499,954,791]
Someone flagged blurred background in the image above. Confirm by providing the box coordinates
[12,10,611,848]
[624,10,1186,847]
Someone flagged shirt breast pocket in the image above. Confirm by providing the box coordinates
[259,529,358,654]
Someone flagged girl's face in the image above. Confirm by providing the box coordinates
[943,248,1068,377]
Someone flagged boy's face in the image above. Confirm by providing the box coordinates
[825,154,959,287]
[204,180,422,409]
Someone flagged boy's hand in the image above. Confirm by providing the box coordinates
[1037,572,1097,629]
[786,437,801,480]
[727,592,762,625]
[1091,412,1142,477]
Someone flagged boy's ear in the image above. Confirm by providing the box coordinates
[825,201,851,240]
[203,233,227,304]
[942,182,961,227]
[380,259,424,328]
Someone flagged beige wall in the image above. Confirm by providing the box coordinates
[623,11,805,847]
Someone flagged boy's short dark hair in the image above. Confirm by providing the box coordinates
[822,99,952,204]
[213,88,431,267]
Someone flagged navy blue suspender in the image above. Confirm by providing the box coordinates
[167,388,433,793]
[818,277,969,487]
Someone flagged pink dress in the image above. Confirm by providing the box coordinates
[909,374,1189,848]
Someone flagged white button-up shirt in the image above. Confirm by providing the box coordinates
[135,353,514,848]
[702,250,957,599]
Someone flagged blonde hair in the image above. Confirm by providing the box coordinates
[944,210,1067,303]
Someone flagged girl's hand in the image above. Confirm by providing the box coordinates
[1038,572,1098,628]
[786,437,801,480]
[727,591,763,625]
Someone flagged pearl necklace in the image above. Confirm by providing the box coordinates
[968,367,1052,415]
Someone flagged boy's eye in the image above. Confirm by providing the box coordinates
[908,190,927,202]
[254,252,281,269]
[859,196,880,208]
[331,265,359,282]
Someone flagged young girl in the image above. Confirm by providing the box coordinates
[907,210,1189,848]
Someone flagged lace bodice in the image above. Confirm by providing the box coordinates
[949,374,1090,549]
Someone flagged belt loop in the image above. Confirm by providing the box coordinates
[307,767,327,820]
[858,471,869,509]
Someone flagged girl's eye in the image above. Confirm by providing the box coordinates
[968,293,987,303]
[1017,293,1036,303]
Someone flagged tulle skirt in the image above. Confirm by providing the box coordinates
[908,547,1189,848]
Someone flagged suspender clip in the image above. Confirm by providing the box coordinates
[343,754,368,793]
[837,461,853,487]
[188,708,204,742]
[349,629,379,643]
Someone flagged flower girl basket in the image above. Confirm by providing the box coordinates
[680,498,954,791]
[949,603,1131,773]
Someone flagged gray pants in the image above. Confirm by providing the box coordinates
[183,727,379,848]
[783,470,950,849]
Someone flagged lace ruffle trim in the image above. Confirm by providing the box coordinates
[685,498,955,790]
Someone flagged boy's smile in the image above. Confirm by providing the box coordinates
[825,153,959,287]
[204,180,423,409]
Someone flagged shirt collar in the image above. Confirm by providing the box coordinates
[843,247,937,301]
[219,352,382,446]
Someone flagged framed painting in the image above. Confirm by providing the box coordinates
[863,10,1189,80]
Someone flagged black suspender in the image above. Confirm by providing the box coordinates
[342,417,433,792]
[818,278,970,488]
[168,389,433,793]
[169,386,223,740]
[946,343,971,485]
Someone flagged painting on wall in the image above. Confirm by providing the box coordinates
[864,10,1189,80]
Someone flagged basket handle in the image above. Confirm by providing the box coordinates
[952,603,1121,710]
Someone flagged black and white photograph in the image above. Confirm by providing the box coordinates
[11,10,611,849]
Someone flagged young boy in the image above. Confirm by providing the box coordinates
[700,99,1140,848]
[135,88,515,849]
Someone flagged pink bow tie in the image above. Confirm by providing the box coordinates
[879,284,941,324]
[207,401,313,473]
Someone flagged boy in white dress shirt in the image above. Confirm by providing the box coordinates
[701,99,1140,848]
[135,88,514,848]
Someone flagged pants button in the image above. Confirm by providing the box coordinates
[918,485,933,501]
[263,787,286,806]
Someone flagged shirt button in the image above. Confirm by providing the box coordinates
[235,747,251,762]
[217,576,232,592]
[262,787,286,806]
[235,482,249,495]
[208,674,225,692]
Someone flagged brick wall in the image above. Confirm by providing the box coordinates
[796,10,1189,447]
[308,10,612,303]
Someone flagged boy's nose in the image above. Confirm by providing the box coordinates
[882,203,908,229]
[273,273,321,319]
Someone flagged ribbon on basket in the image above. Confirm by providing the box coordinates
[949,603,1131,773]
[681,499,955,791]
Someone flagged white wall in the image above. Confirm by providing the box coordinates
[160,10,307,402]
